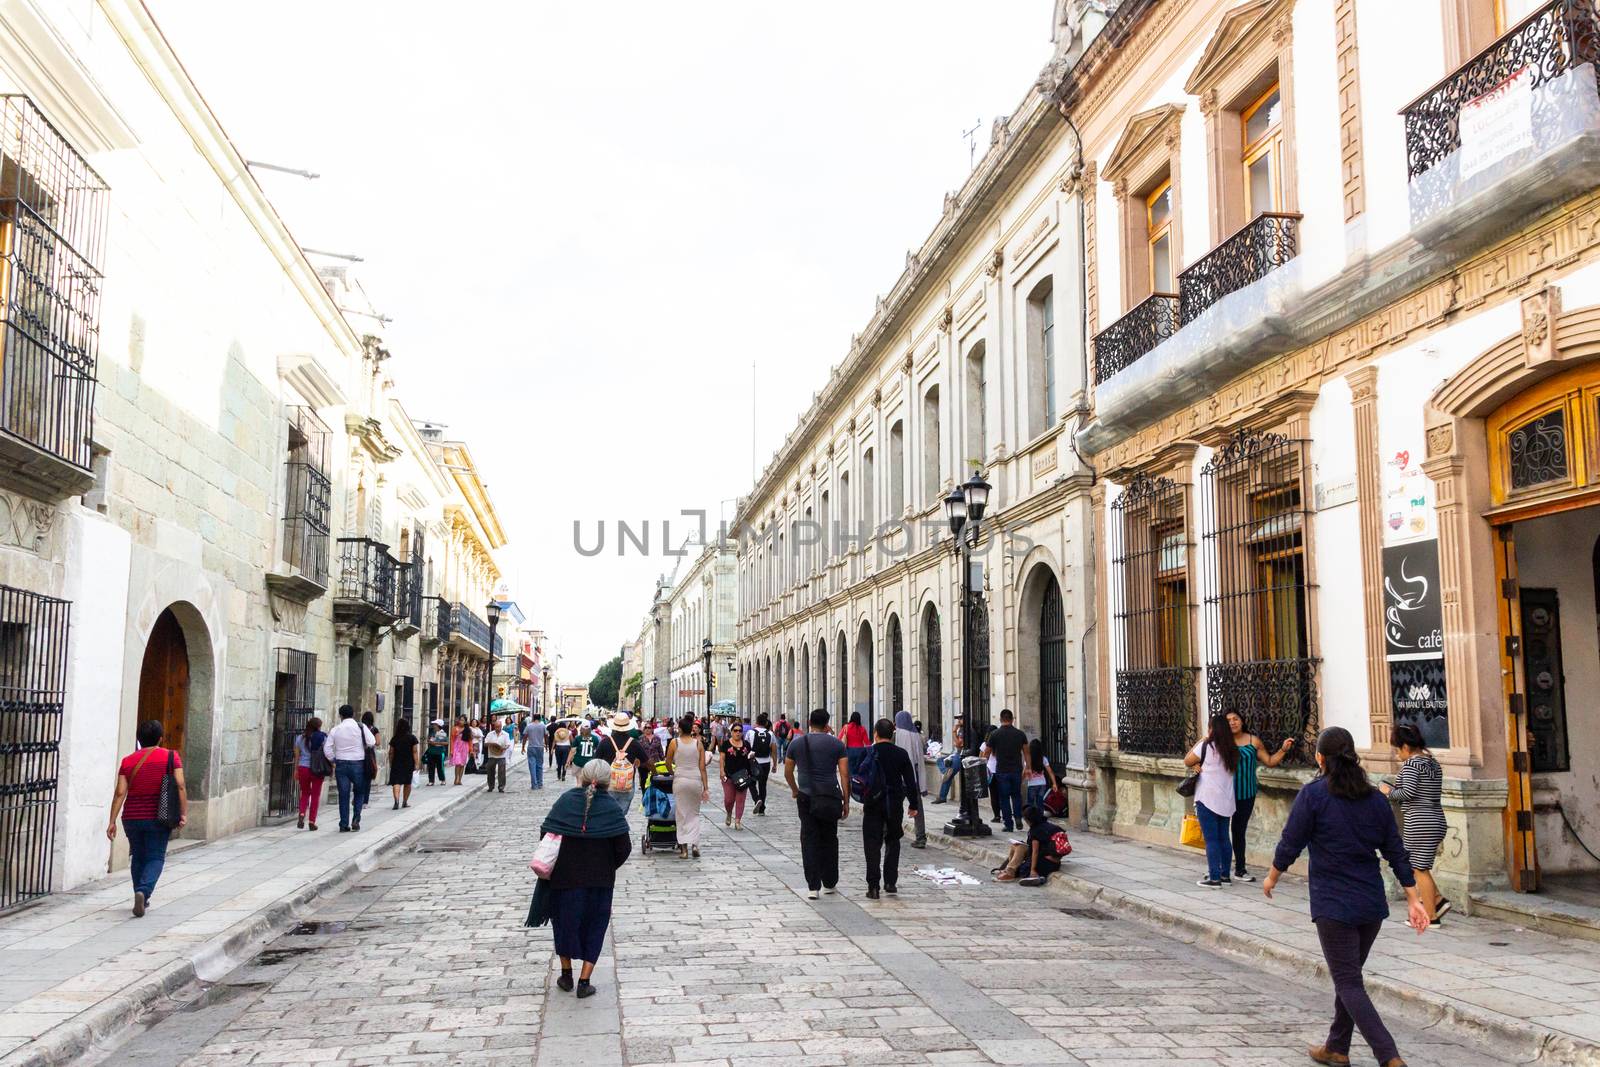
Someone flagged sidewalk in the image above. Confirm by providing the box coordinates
[924,813,1600,1067]
[0,756,529,1067]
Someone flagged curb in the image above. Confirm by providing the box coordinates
[922,828,1599,1067]
[2,774,499,1067]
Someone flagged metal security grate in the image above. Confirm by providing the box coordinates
[922,607,941,744]
[966,594,991,738]
[283,407,331,586]
[1200,430,1318,762]
[1111,474,1197,757]
[0,97,107,474]
[888,614,904,715]
[1039,575,1069,773]
[267,649,316,816]
[0,585,69,912]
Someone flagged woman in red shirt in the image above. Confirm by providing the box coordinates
[107,720,188,917]
[841,712,871,776]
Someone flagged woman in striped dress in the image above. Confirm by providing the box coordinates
[1381,723,1449,922]
[1225,712,1296,882]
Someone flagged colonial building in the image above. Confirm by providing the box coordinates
[0,1,513,909]
[1066,0,1600,905]
[666,540,737,721]
[638,575,673,721]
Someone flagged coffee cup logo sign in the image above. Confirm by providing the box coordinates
[1382,539,1450,746]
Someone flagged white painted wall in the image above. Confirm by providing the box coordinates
[1310,378,1371,747]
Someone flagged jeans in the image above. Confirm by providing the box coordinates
[482,756,506,792]
[861,798,902,889]
[1314,918,1399,1063]
[991,771,1023,830]
[795,794,840,891]
[123,819,171,900]
[335,759,365,829]
[1025,782,1048,813]
[750,761,770,807]
[528,748,544,788]
[424,749,446,784]
[295,767,324,821]
[356,757,373,807]
[1231,794,1256,874]
[1194,801,1232,882]
[776,738,790,762]
[936,755,960,802]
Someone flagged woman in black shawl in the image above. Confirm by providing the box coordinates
[534,758,631,998]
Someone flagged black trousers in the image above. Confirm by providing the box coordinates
[1314,918,1399,1063]
[750,761,770,805]
[795,794,840,891]
[1231,794,1256,874]
[424,750,446,784]
[861,799,902,889]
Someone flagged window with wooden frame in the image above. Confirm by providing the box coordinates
[1103,104,1183,310]
[1242,84,1284,218]
[1441,0,1552,72]
[1146,180,1175,294]
[1486,364,1600,510]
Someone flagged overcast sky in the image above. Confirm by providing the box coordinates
[148,0,1054,682]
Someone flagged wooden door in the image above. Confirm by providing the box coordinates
[137,609,188,755]
[1493,525,1541,892]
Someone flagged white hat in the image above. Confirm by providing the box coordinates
[611,712,636,732]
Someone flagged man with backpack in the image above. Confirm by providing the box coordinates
[774,715,792,762]
[784,708,849,899]
[748,714,776,815]
[594,712,647,817]
[856,717,922,899]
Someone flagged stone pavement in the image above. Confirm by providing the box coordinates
[0,755,527,1067]
[917,798,1600,1066]
[66,767,1530,1067]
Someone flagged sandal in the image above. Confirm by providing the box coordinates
[995,870,1019,882]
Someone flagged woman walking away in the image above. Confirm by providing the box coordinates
[449,718,470,786]
[841,711,870,775]
[1226,711,1295,881]
[107,720,188,917]
[389,718,419,810]
[424,719,448,786]
[1381,724,1449,922]
[539,760,631,999]
[895,711,928,847]
[293,716,327,829]
[552,720,573,782]
[1183,713,1238,887]
[666,714,708,858]
[720,725,752,829]
[1266,726,1428,1067]
[1024,737,1057,815]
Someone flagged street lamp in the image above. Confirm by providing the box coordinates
[945,469,992,838]
[486,600,501,720]
[702,637,713,723]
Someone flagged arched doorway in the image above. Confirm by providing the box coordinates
[836,628,848,722]
[1039,573,1068,775]
[800,642,811,713]
[854,620,874,723]
[886,614,904,715]
[138,609,189,756]
[922,603,943,743]
[817,638,829,717]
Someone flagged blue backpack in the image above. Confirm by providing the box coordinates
[850,746,886,803]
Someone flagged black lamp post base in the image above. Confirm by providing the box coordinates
[943,817,993,838]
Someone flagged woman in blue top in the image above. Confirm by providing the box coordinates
[1264,726,1428,1067]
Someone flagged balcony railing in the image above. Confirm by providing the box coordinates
[1114,667,1197,758]
[450,601,491,652]
[336,538,396,616]
[0,97,108,496]
[1402,0,1600,182]
[1178,213,1300,326]
[392,562,423,631]
[282,461,331,587]
[1093,292,1179,383]
[422,596,450,644]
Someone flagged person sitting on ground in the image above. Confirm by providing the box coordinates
[994,804,1069,886]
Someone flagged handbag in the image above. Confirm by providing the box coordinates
[1180,813,1204,848]
[529,832,563,879]
[1043,786,1068,817]
[1176,741,1207,798]
[730,767,753,791]
[155,749,182,829]
[363,743,378,782]
[799,737,843,821]
[308,740,332,778]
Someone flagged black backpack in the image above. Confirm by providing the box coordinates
[752,729,772,759]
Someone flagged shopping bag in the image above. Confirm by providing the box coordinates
[529,832,563,878]
[1180,813,1204,849]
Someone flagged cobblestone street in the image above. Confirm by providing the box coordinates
[82,775,1514,1067]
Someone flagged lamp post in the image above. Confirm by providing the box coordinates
[485,600,501,720]
[943,469,992,838]
[702,637,713,723]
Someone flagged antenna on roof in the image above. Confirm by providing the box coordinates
[246,160,320,180]
[963,118,983,169]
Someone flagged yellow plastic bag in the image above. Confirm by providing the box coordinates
[1180,813,1204,849]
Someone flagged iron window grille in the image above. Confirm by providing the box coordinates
[423,596,450,644]
[283,407,331,586]
[1402,0,1600,182]
[1111,474,1198,757]
[1093,292,1180,383]
[336,538,395,613]
[1177,212,1300,326]
[267,649,316,816]
[1039,580,1069,772]
[1200,429,1319,762]
[408,530,426,628]
[888,615,904,715]
[923,608,942,744]
[966,593,992,739]
[0,584,69,912]
[0,97,107,474]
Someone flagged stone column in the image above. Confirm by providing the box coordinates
[1347,366,1391,758]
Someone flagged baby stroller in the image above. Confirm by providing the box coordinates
[640,762,677,853]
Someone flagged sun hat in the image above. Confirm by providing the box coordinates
[611,711,636,732]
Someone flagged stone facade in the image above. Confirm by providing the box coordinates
[665,540,738,721]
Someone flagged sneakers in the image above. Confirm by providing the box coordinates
[822,886,836,895]
[308,822,317,831]
[807,889,820,900]
[132,891,146,918]
[1018,876,1047,887]
[911,839,927,849]
[1197,877,1223,888]
[1234,870,1255,882]
[1436,897,1453,920]
[297,814,305,829]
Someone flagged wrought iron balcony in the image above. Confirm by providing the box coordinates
[1114,666,1197,758]
[1203,657,1319,766]
[1093,292,1179,383]
[449,601,491,654]
[392,562,423,633]
[0,96,108,502]
[280,461,330,590]
[335,538,397,623]
[1178,213,1300,326]
[421,596,450,645]
[1402,0,1600,238]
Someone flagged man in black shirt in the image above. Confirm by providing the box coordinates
[860,718,921,899]
[784,708,849,899]
[981,708,1030,832]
